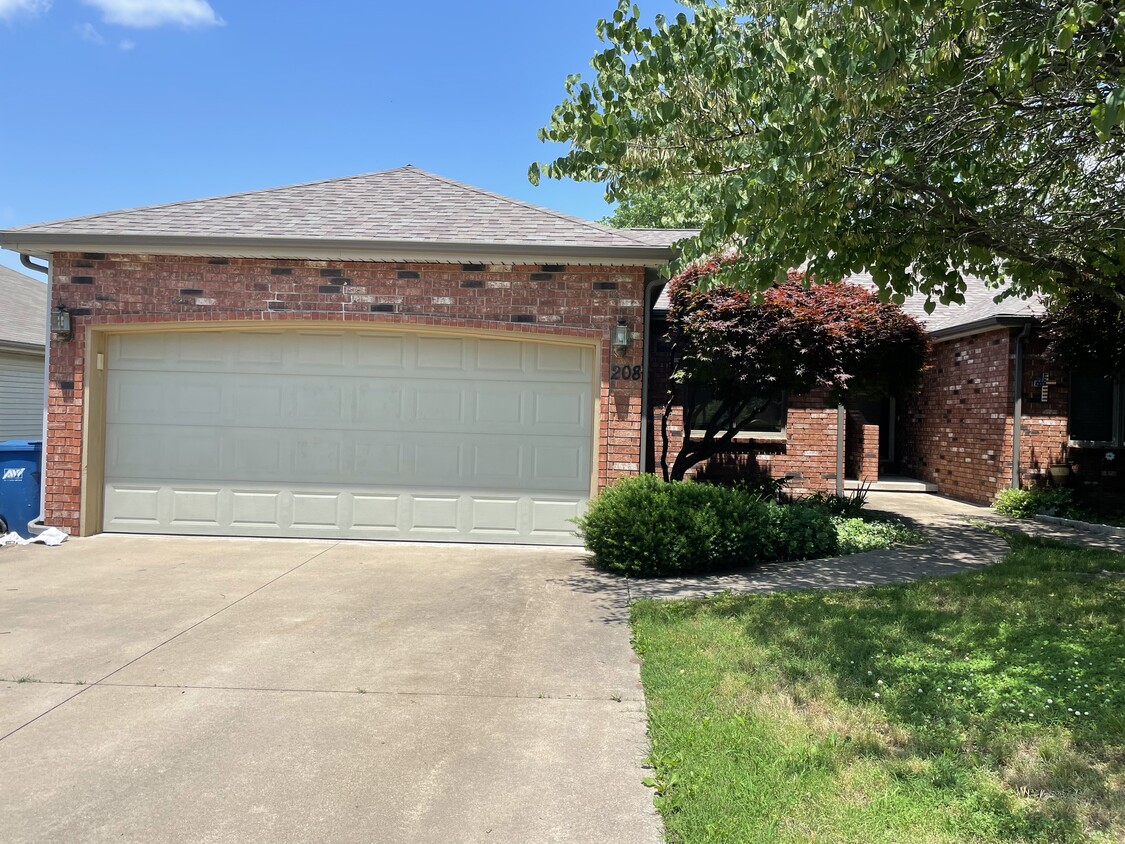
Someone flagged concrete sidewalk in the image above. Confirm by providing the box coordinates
[0,537,661,844]
[628,492,1007,602]
[627,491,1125,602]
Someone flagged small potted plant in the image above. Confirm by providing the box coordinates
[1047,446,1072,484]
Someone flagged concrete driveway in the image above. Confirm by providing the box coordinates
[0,537,660,843]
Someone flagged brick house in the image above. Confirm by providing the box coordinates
[651,273,1125,510]
[0,167,678,545]
[3,167,1119,543]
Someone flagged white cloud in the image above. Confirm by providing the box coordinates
[119,37,135,49]
[77,21,104,43]
[0,0,50,21]
[82,0,221,28]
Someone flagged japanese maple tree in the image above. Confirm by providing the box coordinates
[662,263,929,481]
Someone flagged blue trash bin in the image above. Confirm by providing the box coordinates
[0,440,43,538]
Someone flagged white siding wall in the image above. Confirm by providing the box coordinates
[0,350,45,441]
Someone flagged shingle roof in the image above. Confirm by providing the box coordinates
[845,271,1044,335]
[620,228,700,247]
[0,265,47,350]
[5,166,663,254]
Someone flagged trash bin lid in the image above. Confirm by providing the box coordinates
[0,440,42,452]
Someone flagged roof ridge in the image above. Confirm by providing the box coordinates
[410,168,657,248]
[10,166,420,232]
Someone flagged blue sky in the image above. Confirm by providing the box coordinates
[0,0,682,274]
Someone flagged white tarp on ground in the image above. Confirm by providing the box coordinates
[0,527,68,547]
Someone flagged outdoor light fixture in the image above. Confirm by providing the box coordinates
[612,318,631,357]
[51,305,72,341]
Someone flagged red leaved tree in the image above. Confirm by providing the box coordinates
[662,262,929,481]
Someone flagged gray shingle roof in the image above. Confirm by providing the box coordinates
[620,228,700,247]
[7,166,661,252]
[845,271,1044,334]
[0,265,47,350]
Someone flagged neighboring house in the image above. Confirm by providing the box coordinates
[0,166,672,545]
[0,265,47,441]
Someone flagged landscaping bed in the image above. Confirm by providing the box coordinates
[576,474,922,577]
[632,533,1125,843]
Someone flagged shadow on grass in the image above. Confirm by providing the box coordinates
[637,533,1125,841]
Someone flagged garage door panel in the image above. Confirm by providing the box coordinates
[355,334,405,369]
[104,485,162,525]
[355,383,406,424]
[529,499,584,536]
[413,387,465,424]
[475,339,526,372]
[415,336,466,370]
[536,344,590,375]
[111,333,169,366]
[104,329,594,545]
[169,489,221,526]
[234,333,285,367]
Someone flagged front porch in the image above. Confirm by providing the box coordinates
[845,397,936,492]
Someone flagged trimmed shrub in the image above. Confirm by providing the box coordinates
[575,474,837,577]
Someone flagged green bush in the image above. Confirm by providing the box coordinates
[993,486,1080,519]
[575,474,838,576]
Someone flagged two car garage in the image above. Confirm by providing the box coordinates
[99,327,597,546]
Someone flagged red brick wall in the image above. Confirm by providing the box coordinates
[845,411,880,482]
[645,318,840,494]
[899,329,1013,504]
[46,254,648,533]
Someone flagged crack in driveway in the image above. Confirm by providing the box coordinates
[1,678,643,704]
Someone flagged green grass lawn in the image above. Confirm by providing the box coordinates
[632,533,1125,843]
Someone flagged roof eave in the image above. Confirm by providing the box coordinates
[0,232,674,268]
[927,315,1038,341]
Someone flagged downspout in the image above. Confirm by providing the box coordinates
[20,255,51,535]
[1010,322,1033,490]
[836,404,845,497]
[638,271,665,474]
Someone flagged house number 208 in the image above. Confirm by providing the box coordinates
[610,365,643,381]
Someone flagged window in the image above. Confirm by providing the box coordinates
[1069,371,1124,445]
[687,387,787,437]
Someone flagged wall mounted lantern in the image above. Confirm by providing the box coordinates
[612,318,631,357]
[51,305,72,341]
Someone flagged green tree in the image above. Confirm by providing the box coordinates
[533,0,1125,310]
[1043,288,1125,375]
[601,182,709,228]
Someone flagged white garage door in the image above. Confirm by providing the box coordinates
[102,329,595,545]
